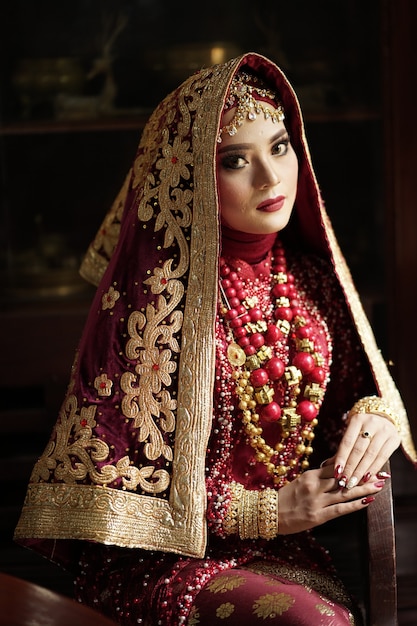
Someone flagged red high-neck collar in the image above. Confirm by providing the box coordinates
[221,225,277,265]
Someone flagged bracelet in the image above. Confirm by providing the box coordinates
[223,482,279,540]
[347,396,401,432]
[239,489,259,540]
[223,482,243,536]
[258,488,279,540]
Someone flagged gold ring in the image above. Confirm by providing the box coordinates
[361,431,372,440]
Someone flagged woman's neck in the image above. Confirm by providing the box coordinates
[221,225,277,265]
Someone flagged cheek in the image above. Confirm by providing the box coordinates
[218,177,243,214]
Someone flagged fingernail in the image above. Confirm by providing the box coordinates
[362,472,372,483]
[377,471,391,480]
[362,496,376,505]
[374,480,386,488]
[338,475,348,488]
[334,465,344,480]
[347,476,358,489]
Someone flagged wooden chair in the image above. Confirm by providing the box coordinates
[314,461,397,626]
[0,571,118,626]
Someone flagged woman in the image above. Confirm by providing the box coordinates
[15,52,416,625]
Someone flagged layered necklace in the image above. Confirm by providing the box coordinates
[219,241,330,486]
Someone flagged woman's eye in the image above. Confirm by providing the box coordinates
[273,140,289,156]
[220,154,247,170]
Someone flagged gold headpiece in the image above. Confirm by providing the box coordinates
[217,71,285,143]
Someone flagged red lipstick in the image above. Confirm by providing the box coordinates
[257,196,285,212]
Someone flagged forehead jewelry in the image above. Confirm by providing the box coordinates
[217,71,285,143]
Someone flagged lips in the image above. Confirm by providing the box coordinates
[257,196,286,212]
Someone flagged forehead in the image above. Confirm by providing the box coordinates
[218,111,287,149]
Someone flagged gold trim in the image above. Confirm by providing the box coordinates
[14,483,205,557]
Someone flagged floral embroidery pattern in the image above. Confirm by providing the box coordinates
[94,373,113,397]
[102,285,120,310]
[216,602,235,619]
[120,260,182,465]
[207,574,246,594]
[30,395,169,493]
[156,134,192,187]
[252,592,294,619]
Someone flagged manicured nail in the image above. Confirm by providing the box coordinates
[376,471,391,480]
[334,465,344,480]
[374,480,386,488]
[338,475,348,488]
[362,472,372,483]
[347,476,358,489]
[362,496,376,505]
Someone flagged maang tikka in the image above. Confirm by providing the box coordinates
[217,71,285,143]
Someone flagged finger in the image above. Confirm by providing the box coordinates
[343,433,386,488]
[333,418,364,480]
[342,426,400,489]
[336,429,375,487]
[324,478,384,510]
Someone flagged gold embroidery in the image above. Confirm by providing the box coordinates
[216,602,235,618]
[30,395,169,493]
[252,592,294,618]
[316,603,336,616]
[243,561,355,615]
[207,574,246,594]
[187,606,200,625]
[120,260,183,464]
[94,373,113,397]
[102,286,120,310]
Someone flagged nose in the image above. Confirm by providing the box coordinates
[256,157,280,188]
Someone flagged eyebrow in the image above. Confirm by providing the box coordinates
[217,128,288,154]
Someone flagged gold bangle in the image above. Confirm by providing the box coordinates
[239,489,259,540]
[347,396,401,432]
[223,482,243,536]
[258,488,279,540]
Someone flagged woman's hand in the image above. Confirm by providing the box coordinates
[277,463,384,535]
[332,412,401,489]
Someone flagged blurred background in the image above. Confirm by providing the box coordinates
[0,0,416,623]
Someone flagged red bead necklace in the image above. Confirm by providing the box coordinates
[219,242,329,486]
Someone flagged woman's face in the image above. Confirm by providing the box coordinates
[216,109,298,235]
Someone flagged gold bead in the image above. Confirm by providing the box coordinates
[301,459,310,469]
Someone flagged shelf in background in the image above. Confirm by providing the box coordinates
[0,107,381,137]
